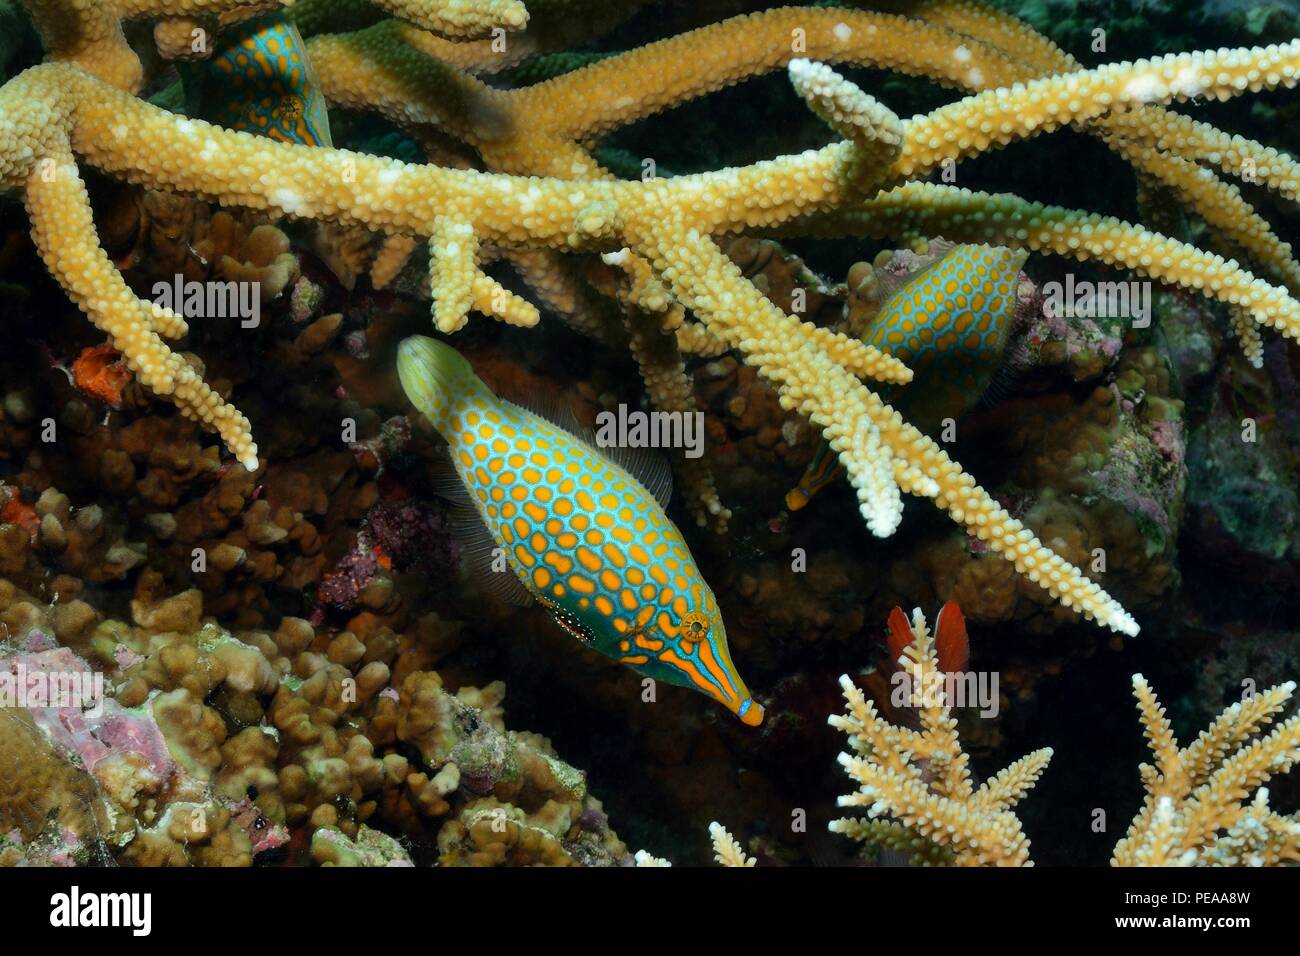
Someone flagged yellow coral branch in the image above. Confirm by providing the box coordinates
[829,614,1048,868]
[1112,675,1300,867]
[708,822,755,867]
[810,182,1300,347]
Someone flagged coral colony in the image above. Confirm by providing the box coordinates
[0,0,1297,872]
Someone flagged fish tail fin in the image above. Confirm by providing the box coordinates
[398,336,486,430]
[785,438,844,511]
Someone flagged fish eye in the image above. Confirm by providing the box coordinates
[680,610,710,646]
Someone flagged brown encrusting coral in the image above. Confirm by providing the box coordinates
[1,578,630,866]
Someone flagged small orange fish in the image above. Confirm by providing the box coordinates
[886,600,969,674]
[0,488,39,542]
[71,343,132,408]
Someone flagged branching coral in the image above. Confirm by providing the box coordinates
[1111,675,1300,867]
[828,611,1300,867]
[5,0,1300,637]
[299,5,1300,632]
[828,607,1051,866]
[19,0,534,94]
[631,821,755,867]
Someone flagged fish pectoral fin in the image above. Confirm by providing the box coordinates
[521,394,587,437]
[429,448,474,504]
[433,450,535,607]
[460,532,536,607]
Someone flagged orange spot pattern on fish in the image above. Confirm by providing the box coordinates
[397,337,763,726]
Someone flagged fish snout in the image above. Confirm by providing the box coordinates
[735,697,765,727]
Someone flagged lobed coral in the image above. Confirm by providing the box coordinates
[0,574,631,865]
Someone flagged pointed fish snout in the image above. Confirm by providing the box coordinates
[736,697,764,727]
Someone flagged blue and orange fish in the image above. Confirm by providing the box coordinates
[786,242,1027,511]
[182,13,332,147]
[398,336,764,726]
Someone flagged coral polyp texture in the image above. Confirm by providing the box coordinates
[829,606,1052,866]
[0,0,1298,872]
[829,609,1300,867]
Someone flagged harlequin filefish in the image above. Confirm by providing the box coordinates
[181,14,332,147]
[786,242,1027,511]
[397,336,765,726]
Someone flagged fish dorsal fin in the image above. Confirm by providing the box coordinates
[600,443,673,510]
[516,393,589,441]
[508,396,673,510]
[872,248,953,313]
[429,451,534,607]
[872,240,980,310]
[870,264,917,308]
[926,238,958,259]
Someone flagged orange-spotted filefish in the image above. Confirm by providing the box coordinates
[786,242,1027,511]
[397,336,764,726]
[181,14,332,147]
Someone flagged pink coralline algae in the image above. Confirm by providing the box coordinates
[3,643,176,786]
[317,548,389,610]
[228,796,290,857]
[363,499,459,573]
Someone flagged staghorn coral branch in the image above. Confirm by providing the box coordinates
[900,0,1300,365]
[311,15,1300,350]
[21,0,152,90]
[0,55,1115,627]
[22,141,258,468]
[603,250,731,533]
[889,44,1300,180]
[1106,110,1300,202]
[506,7,1027,144]
[20,0,532,100]
[1103,136,1300,296]
[829,613,1048,867]
[638,207,1136,629]
[1182,682,1297,788]
[708,822,755,867]
[296,0,652,73]
[1112,676,1300,866]
[1131,674,1186,798]
[972,749,1054,813]
[363,0,527,38]
[898,609,971,798]
[306,8,1028,169]
[10,29,1300,629]
[427,217,480,333]
[502,247,627,346]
